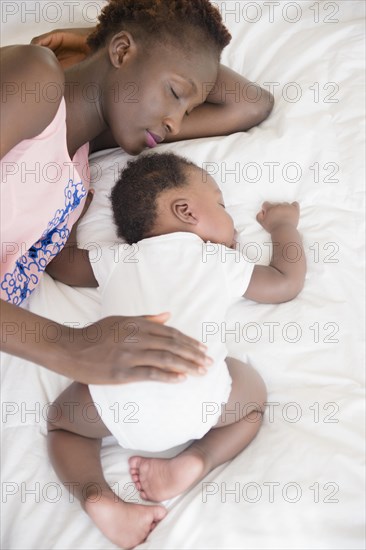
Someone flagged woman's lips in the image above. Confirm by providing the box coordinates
[146,130,163,148]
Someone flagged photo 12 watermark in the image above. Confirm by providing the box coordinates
[201,480,340,504]
[201,160,340,185]
[201,241,339,265]
[0,318,143,346]
[201,320,340,344]
[1,480,142,504]
[211,1,341,25]
[1,1,104,25]
[2,399,141,425]
[201,400,340,424]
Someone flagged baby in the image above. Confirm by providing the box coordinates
[46,152,306,548]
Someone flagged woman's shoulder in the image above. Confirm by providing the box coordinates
[1,44,64,81]
[0,45,65,159]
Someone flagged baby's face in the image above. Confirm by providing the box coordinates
[153,166,236,247]
[186,168,236,248]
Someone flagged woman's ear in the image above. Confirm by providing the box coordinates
[108,31,136,68]
[172,200,198,225]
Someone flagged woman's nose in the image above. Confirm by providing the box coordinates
[163,110,185,137]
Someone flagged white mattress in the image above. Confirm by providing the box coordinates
[1,1,365,549]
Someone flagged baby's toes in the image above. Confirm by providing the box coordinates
[151,505,167,522]
[129,455,142,470]
[130,470,139,482]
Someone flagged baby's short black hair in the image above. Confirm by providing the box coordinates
[111,152,197,244]
[87,0,231,59]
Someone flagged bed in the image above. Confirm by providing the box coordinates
[1,1,365,549]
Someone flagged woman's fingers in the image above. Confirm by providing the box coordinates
[113,316,208,362]
[74,316,212,384]
[142,318,207,351]
[30,32,53,46]
[31,31,64,51]
[30,29,91,67]
[123,366,186,384]
[125,348,211,376]
[142,312,171,324]
[143,323,211,367]
[140,335,212,370]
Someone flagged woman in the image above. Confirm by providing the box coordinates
[1,0,273,385]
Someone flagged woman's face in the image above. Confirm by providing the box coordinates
[103,38,219,155]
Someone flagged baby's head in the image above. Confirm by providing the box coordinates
[111,152,236,247]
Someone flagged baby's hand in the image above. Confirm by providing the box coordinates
[256,201,300,232]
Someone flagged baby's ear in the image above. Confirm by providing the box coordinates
[172,200,198,225]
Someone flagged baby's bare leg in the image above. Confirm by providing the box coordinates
[47,382,166,549]
[129,358,267,502]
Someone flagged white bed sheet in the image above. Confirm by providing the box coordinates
[1,1,365,549]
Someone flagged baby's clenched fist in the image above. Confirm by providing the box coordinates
[256,201,300,232]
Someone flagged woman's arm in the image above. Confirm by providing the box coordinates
[1,44,210,384]
[165,64,274,141]
[0,300,210,384]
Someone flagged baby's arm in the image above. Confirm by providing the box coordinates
[244,202,306,304]
[46,192,98,287]
[46,225,97,287]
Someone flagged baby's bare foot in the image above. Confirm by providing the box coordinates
[84,489,166,548]
[129,451,207,502]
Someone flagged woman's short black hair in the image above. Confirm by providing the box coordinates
[111,152,197,244]
[87,0,231,59]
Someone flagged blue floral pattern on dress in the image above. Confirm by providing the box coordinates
[1,180,87,305]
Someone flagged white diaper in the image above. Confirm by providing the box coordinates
[89,360,232,452]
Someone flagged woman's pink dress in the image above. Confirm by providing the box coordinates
[0,97,90,305]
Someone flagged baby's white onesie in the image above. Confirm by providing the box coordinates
[89,232,254,452]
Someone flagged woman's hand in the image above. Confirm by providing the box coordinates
[1,302,211,384]
[31,27,93,68]
[58,313,212,384]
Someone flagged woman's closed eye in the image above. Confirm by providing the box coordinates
[171,87,191,116]
[171,87,179,100]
